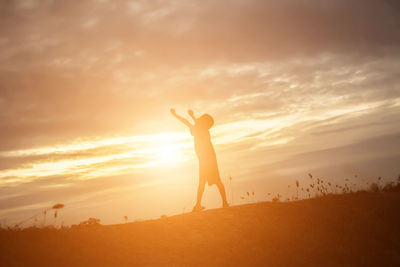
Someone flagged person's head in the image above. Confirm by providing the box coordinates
[198,114,214,129]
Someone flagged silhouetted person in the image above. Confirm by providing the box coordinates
[171,108,229,212]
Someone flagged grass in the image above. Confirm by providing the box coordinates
[1,191,400,266]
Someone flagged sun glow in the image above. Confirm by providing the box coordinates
[0,132,192,186]
[149,133,189,165]
[156,145,182,164]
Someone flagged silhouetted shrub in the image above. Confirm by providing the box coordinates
[382,180,400,192]
[71,217,101,229]
[368,183,380,193]
[272,194,281,203]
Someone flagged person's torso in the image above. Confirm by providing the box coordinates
[190,125,215,157]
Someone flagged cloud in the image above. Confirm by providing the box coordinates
[0,0,399,224]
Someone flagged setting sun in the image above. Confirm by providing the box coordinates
[156,145,184,164]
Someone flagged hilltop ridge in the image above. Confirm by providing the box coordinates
[1,192,400,266]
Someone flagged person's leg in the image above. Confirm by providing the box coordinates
[193,180,205,211]
[216,181,229,207]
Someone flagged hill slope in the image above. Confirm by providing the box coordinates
[1,192,400,266]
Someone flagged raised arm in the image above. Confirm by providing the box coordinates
[187,109,198,123]
[170,108,193,128]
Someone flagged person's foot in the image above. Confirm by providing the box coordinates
[222,201,230,208]
[192,205,205,212]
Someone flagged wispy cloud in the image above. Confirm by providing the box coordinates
[0,0,399,225]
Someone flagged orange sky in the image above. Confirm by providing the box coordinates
[0,0,400,226]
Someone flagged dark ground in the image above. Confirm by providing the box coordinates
[1,192,400,266]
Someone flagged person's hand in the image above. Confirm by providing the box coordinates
[170,108,176,116]
[188,109,194,116]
